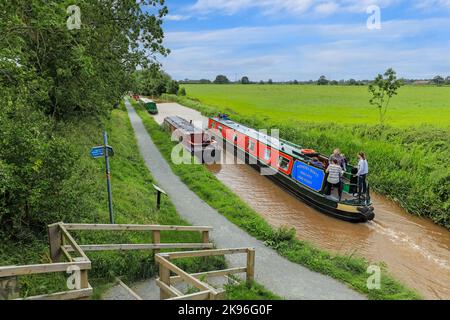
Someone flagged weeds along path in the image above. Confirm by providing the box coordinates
[124,98,365,300]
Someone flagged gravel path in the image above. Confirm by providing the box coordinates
[117,99,365,300]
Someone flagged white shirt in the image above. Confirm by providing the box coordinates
[358,159,369,176]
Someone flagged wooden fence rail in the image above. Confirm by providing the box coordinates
[155,248,256,301]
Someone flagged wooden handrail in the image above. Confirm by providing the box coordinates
[0,261,91,278]
[63,243,213,252]
[62,223,213,232]
[159,247,251,259]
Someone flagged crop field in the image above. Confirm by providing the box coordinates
[183,84,450,127]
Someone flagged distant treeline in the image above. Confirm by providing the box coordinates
[180,75,450,86]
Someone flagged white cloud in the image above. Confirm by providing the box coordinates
[185,0,450,17]
[165,14,191,21]
[188,0,400,17]
[415,0,450,10]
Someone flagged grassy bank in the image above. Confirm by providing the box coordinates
[0,103,274,300]
[161,94,450,230]
[183,84,450,127]
[132,100,420,300]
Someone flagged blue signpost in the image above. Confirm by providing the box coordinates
[91,132,115,224]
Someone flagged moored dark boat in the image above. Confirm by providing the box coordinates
[208,115,375,223]
[164,116,221,163]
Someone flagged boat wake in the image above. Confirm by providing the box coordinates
[368,220,450,271]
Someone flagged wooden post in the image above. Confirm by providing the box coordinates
[246,248,255,284]
[48,223,62,263]
[202,231,209,245]
[152,230,161,257]
[157,191,162,210]
[159,263,170,300]
[77,270,90,300]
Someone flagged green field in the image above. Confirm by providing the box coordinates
[183,84,450,127]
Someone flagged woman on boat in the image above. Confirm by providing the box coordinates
[357,152,369,198]
[325,159,344,200]
[329,149,347,171]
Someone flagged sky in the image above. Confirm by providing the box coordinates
[154,0,450,81]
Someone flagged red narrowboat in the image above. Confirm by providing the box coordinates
[208,115,374,223]
[164,116,221,163]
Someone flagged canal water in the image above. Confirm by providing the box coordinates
[153,103,450,300]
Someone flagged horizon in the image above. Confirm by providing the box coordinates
[157,0,450,81]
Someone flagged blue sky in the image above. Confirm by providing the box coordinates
[156,0,450,81]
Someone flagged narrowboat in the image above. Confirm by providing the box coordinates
[164,116,221,163]
[208,115,375,223]
[139,98,158,115]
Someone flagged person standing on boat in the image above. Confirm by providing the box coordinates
[325,159,344,201]
[329,149,347,171]
[357,152,369,198]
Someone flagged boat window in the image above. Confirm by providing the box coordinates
[278,156,290,171]
[248,140,256,151]
[218,126,223,133]
[264,148,271,161]
[233,134,238,142]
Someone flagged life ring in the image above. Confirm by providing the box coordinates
[301,149,316,155]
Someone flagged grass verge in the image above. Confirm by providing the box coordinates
[133,99,421,300]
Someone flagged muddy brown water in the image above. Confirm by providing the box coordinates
[153,103,450,300]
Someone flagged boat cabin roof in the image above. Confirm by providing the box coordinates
[139,98,155,104]
[165,116,204,135]
[211,117,310,157]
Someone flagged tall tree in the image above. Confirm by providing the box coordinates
[241,76,250,84]
[433,76,445,86]
[368,68,403,125]
[317,75,329,85]
[214,75,230,84]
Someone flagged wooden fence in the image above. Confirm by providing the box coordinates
[155,248,255,300]
[0,222,214,300]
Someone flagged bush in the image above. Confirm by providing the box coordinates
[166,80,180,95]
[178,87,187,96]
[0,101,95,241]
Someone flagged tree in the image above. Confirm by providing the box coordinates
[268,79,273,84]
[348,79,357,85]
[446,76,450,85]
[166,80,180,95]
[133,65,172,97]
[368,68,403,125]
[259,80,265,85]
[214,75,230,84]
[241,76,250,84]
[293,80,299,84]
[433,75,445,86]
[317,75,329,85]
[0,1,169,119]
